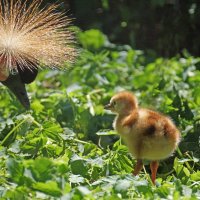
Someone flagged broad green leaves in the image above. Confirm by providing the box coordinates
[0,29,200,199]
[32,181,62,197]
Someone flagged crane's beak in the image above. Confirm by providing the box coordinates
[1,74,30,109]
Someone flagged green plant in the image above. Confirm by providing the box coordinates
[0,30,199,199]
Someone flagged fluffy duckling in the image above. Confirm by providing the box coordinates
[105,91,180,184]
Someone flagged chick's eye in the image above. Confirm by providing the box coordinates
[112,101,116,106]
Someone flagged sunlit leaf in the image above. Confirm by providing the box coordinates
[32,181,62,197]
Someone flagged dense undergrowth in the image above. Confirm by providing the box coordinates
[0,29,200,199]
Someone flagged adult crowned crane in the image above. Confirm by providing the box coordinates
[0,0,77,109]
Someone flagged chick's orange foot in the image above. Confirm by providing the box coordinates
[105,91,180,184]
[150,161,159,185]
[132,159,159,185]
[132,159,143,176]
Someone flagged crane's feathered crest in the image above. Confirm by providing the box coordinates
[0,0,77,72]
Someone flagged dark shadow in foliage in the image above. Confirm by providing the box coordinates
[64,0,200,57]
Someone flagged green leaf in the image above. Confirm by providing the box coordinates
[191,171,200,181]
[69,174,85,184]
[31,100,44,114]
[32,181,62,197]
[7,158,24,184]
[79,29,107,51]
[29,158,54,182]
[114,179,131,192]
[70,157,88,177]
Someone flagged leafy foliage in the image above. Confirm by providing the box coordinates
[0,29,199,199]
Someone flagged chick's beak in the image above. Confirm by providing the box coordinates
[104,103,113,110]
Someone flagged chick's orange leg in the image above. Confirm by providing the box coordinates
[133,159,143,176]
[150,161,159,185]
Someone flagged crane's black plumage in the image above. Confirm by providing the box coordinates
[1,73,30,109]
[17,65,38,84]
[1,66,38,109]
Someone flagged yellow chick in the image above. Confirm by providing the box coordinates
[105,91,180,184]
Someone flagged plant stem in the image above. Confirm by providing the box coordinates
[0,118,27,146]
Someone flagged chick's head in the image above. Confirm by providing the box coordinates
[105,91,138,114]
